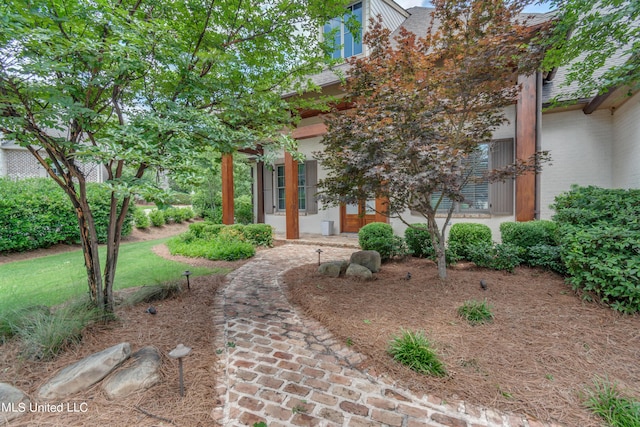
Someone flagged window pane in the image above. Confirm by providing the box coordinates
[298,187,306,210]
[278,188,285,210]
[365,199,376,214]
[352,2,363,56]
[277,166,285,188]
[346,203,359,215]
[298,163,306,187]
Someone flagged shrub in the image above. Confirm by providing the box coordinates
[242,224,274,247]
[0,178,134,252]
[388,329,446,377]
[405,224,435,259]
[134,209,150,229]
[466,242,522,272]
[500,220,558,248]
[448,223,492,261]
[189,222,225,239]
[553,186,640,313]
[358,223,406,261]
[458,300,494,325]
[528,244,567,275]
[235,195,253,224]
[148,209,165,227]
[125,282,183,306]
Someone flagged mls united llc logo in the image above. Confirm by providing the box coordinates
[2,402,88,413]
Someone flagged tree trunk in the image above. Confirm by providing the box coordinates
[103,193,132,314]
[426,214,447,280]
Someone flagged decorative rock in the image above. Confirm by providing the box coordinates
[350,250,381,273]
[0,383,29,424]
[318,261,348,278]
[38,342,131,400]
[169,344,192,359]
[345,263,373,280]
[102,346,162,399]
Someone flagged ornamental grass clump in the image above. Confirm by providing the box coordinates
[388,329,446,377]
[583,376,640,427]
[458,299,494,325]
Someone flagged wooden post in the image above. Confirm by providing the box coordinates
[374,196,389,224]
[284,152,299,239]
[516,73,537,222]
[256,161,265,224]
[221,153,234,225]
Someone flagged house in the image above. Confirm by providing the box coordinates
[0,139,105,183]
[220,1,639,239]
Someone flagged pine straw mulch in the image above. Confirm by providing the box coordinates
[284,257,640,427]
[0,223,246,427]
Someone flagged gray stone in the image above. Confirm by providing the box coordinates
[0,383,29,425]
[350,250,381,273]
[38,342,131,400]
[102,346,161,399]
[318,261,348,277]
[345,263,373,280]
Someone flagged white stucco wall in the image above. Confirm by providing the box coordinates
[538,108,614,219]
[611,93,640,189]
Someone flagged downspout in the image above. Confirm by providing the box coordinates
[535,71,542,220]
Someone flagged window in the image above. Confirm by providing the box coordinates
[265,160,317,214]
[323,2,363,59]
[276,163,307,211]
[430,139,514,215]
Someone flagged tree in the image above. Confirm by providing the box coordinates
[317,0,549,279]
[542,0,639,100]
[0,0,351,313]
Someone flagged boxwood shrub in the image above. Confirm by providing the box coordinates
[552,186,640,313]
[358,222,406,261]
[405,224,435,259]
[447,223,492,261]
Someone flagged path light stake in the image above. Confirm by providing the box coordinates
[169,344,192,397]
[182,270,192,290]
[316,248,323,265]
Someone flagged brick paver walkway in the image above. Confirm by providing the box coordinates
[211,243,560,427]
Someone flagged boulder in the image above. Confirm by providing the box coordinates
[38,342,131,400]
[345,263,373,280]
[318,261,348,278]
[350,250,381,273]
[102,346,162,399]
[0,383,29,425]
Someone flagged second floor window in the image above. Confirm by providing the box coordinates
[324,2,363,59]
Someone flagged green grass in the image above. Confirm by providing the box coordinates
[457,299,494,325]
[388,329,447,377]
[584,377,640,427]
[0,238,225,313]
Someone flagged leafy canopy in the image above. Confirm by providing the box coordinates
[317,0,549,279]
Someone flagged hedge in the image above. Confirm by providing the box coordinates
[447,223,492,261]
[0,178,134,253]
[553,186,640,313]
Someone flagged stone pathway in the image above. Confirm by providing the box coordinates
[211,243,561,427]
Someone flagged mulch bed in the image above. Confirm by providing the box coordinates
[284,257,640,426]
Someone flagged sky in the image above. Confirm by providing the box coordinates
[394,1,553,13]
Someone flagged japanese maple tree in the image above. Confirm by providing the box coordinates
[318,0,549,279]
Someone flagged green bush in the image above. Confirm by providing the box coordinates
[235,195,253,224]
[388,329,446,377]
[189,222,225,239]
[148,209,165,227]
[448,223,492,261]
[553,186,640,313]
[466,242,522,272]
[500,220,558,248]
[134,209,150,229]
[167,236,255,261]
[405,224,435,259]
[0,178,134,252]
[242,224,274,247]
[527,244,567,275]
[358,222,406,261]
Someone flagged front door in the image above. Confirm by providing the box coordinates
[341,199,377,233]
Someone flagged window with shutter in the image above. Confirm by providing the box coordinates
[488,138,514,215]
[266,160,318,214]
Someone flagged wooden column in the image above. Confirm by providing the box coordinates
[515,73,537,222]
[375,196,389,224]
[284,152,299,239]
[256,161,265,224]
[221,153,234,225]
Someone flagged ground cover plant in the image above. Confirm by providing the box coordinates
[457,299,494,325]
[285,258,640,426]
[584,377,640,427]
[388,329,446,376]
